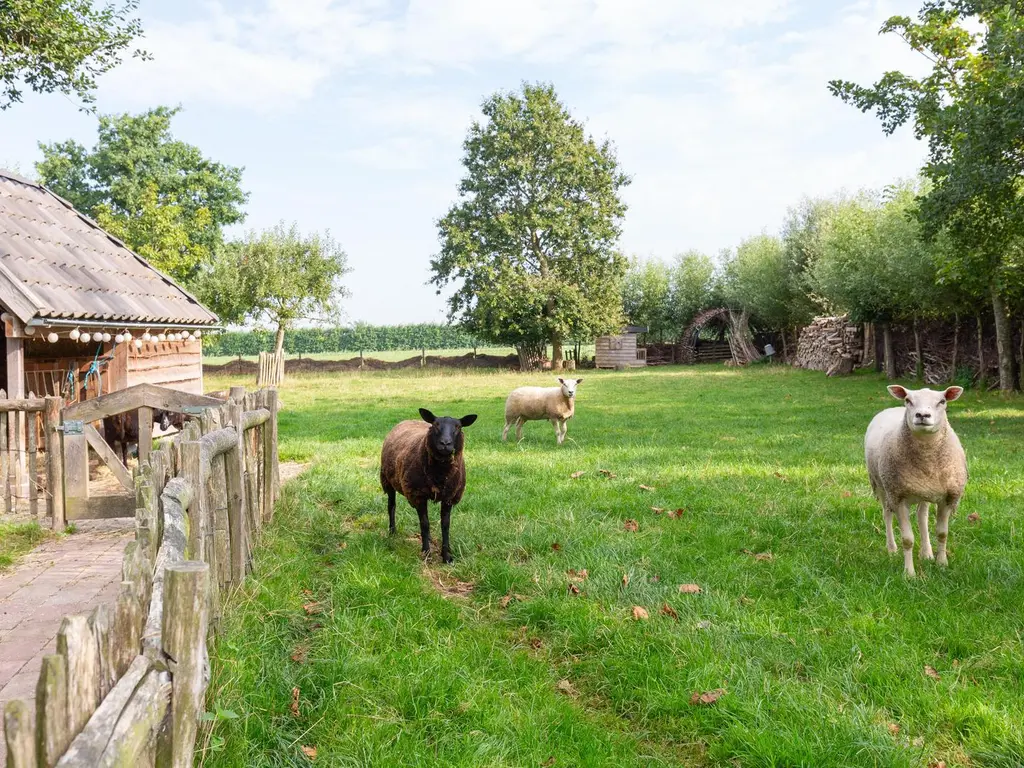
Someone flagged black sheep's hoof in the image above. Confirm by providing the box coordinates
[442,553,454,565]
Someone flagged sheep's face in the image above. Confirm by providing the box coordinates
[156,410,172,431]
[419,409,478,459]
[887,385,963,435]
[557,377,583,399]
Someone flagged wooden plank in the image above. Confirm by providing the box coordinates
[90,603,117,699]
[225,403,247,584]
[63,384,224,426]
[180,442,205,563]
[162,562,210,768]
[3,699,36,768]
[0,398,46,412]
[36,653,71,768]
[1,409,9,515]
[95,669,170,768]
[63,428,90,521]
[142,478,191,660]
[265,388,280,512]
[228,386,246,402]
[113,582,143,677]
[55,655,151,767]
[57,614,101,741]
[27,410,38,518]
[84,424,133,491]
[137,406,153,468]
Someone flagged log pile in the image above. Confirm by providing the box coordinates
[794,316,863,376]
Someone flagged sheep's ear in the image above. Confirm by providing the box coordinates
[575,378,583,385]
[418,408,436,424]
[887,385,909,401]
[943,386,964,402]
[557,377,565,384]
[459,414,477,427]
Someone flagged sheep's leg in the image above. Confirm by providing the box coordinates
[884,504,897,554]
[551,418,562,444]
[502,419,511,442]
[440,503,453,564]
[386,488,397,535]
[935,500,955,567]
[917,502,934,560]
[515,417,525,442]
[416,501,431,557]
[560,421,568,443]
[895,500,916,577]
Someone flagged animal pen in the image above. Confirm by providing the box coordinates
[0,168,219,523]
[2,386,281,767]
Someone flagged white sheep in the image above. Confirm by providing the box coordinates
[503,377,583,445]
[864,384,967,577]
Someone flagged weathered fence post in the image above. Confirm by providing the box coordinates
[43,396,66,530]
[263,387,279,518]
[3,699,36,767]
[62,416,89,521]
[138,405,154,467]
[180,441,204,562]
[225,402,247,583]
[36,653,70,767]
[57,615,100,741]
[163,561,210,768]
[228,385,246,403]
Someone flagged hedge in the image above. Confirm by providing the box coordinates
[203,324,483,356]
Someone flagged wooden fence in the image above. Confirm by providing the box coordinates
[0,391,63,524]
[2,386,280,767]
[255,351,284,388]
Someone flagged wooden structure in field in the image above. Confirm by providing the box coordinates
[595,325,648,369]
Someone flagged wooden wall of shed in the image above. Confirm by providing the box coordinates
[127,340,203,394]
[23,339,125,400]
[595,334,645,369]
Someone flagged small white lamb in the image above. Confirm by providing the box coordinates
[864,384,968,577]
[503,377,583,445]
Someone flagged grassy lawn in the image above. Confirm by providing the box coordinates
[0,521,51,571]
[201,366,1024,767]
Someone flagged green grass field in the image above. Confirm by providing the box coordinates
[0,521,51,571]
[200,366,1024,767]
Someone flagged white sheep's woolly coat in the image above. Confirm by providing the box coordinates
[504,387,575,422]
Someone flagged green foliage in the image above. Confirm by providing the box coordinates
[432,83,630,358]
[36,106,247,283]
[621,251,720,342]
[203,324,481,356]
[668,250,720,331]
[0,0,146,109]
[197,223,350,352]
[722,233,813,332]
[0,521,51,570]
[204,366,1024,767]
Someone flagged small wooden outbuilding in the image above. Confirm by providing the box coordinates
[0,169,219,405]
[595,325,648,369]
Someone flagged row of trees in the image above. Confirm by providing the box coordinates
[205,324,481,357]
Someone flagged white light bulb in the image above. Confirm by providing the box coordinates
[69,328,80,340]
[25,326,35,336]
[115,334,125,344]
[193,330,202,339]
[124,330,132,341]
[158,333,167,342]
[47,332,59,343]
[182,330,192,340]
[101,332,111,343]
[135,339,143,349]
[142,331,151,341]
[80,332,91,343]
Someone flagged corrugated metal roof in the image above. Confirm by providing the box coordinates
[0,170,219,326]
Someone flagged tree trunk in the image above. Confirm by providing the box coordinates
[990,286,1018,391]
[883,323,896,380]
[976,314,986,389]
[862,323,872,368]
[551,334,564,371]
[781,330,788,361]
[874,323,884,373]
[950,313,959,382]
[913,316,924,382]
[274,325,285,355]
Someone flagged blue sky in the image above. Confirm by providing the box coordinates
[2,0,930,325]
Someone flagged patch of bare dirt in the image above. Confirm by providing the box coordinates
[422,566,474,600]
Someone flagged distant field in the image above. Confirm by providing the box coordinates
[204,345,596,367]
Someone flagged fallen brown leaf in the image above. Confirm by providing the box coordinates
[500,594,514,609]
[887,722,900,736]
[338,541,347,549]
[670,508,685,518]
[754,552,774,562]
[598,469,613,476]
[301,589,313,597]
[651,506,665,514]
[291,687,301,717]
[557,679,578,696]
[649,574,660,583]
[967,512,980,524]
[689,688,725,706]
[530,637,543,650]
[740,595,754,605]
[290,643,309,664]
[928,761,946,768]
[841,491,853,498]
[542,758,556,767]
[925,665,941,681]
[774,471,788,481]
[660,603,679,620]
[568,583,581,596]
[624,519,639,532]
[631,606,649,620]
[566,568,588,580]
[301,745,317,760]
[678,584,702,594]
[570,471,586,479]
[621,573,630,588]
[302,601,321,615]
[639,484,655,491]
[552,542,562,551]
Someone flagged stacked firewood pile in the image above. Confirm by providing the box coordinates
[794,316,863,376]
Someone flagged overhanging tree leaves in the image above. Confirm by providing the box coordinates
[829,0,1024,390]
[199,223,351,354]
[431,82,630,370]
[0,0,146,109]
[36,106,247,283]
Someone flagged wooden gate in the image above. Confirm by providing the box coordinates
[60,384,227,520]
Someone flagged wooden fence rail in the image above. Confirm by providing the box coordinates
[255,350,284,388]
[3,386,280,768]
[0,392,63,524]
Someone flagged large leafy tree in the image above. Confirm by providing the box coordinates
[431,83,630,370]
[829,0,1024,390]
[622,258,672,342]
[0,0,146,109]
[667,250,720,332]
[36,106,247,283]
[199,223,350,354]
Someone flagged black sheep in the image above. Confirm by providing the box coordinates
[380,408,477,563]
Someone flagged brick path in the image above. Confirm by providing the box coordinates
[0,520,133,759]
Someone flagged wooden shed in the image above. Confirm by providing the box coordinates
[595,325,648,369]
[0,169,218,405]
